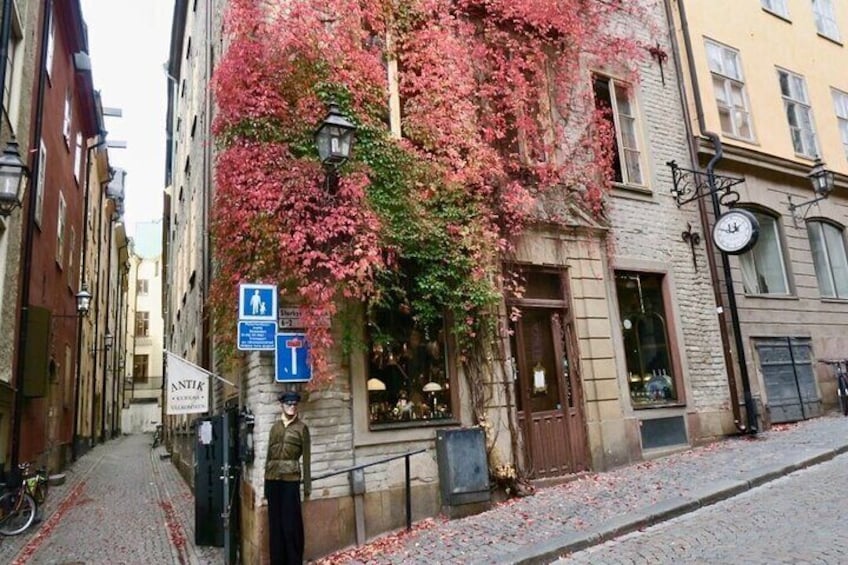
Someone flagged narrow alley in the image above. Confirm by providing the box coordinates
[0,433,222,564]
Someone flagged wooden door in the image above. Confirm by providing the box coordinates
[511,306,587,478]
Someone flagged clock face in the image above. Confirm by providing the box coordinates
[713,209,760,255]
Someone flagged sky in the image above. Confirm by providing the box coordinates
[79,1,173,254]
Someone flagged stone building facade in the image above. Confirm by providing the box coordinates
[164,0,739,561]
[672,0,848,427]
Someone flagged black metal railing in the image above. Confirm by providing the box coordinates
[311,449,426,531]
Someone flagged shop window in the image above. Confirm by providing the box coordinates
[615,271,678,406]
[740,210,790,295]
[367,310,453,427]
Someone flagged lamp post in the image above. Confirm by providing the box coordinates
[314,101,356,193]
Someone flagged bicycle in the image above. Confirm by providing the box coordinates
[820,359,848,416]
[25,465,49,506]
[151,423,163,449]
[0,462,39,536]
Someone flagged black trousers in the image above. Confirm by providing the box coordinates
[265,479,304,565]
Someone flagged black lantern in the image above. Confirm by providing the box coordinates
[0,138,27,217]
[104,332,113,351]
[807,157,835,196]
[76,283,92,316]
[788,157,836,225]
[314,102,356,168]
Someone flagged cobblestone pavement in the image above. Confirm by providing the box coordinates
[322,414,848,564]
[0,433,224,565]
[561,452,848,564]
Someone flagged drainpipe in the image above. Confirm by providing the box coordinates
[10,0,51,472]
[666,0,754,433]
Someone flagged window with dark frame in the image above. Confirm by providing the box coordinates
[135,311,150,337]
[615,271,678,406]
[133,354,149,382]
[137,278,149,296]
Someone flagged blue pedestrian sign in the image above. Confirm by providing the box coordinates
[239,283,277,321]
[275,333,312,383]
[237,321,277,351]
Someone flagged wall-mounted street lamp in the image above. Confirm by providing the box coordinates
[76,283,92,316]
[53,284,93,318]
[315,102,356,168]
[0,138,28,217]
[787,157,835,226]
[314,101,356,194]
[91,331,113,355]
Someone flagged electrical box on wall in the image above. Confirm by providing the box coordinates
[436,427,491,508]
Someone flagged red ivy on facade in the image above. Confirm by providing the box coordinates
[210,0,646,384]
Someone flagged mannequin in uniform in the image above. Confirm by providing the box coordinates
[265,391,311,564]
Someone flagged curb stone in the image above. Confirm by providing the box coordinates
[501,445,848,565]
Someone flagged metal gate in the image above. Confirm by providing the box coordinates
[755,337,821,424]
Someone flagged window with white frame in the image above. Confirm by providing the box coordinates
[762,0,789,18]
[812,0,840,40]
[68,227,75,287]
[705,40,754,140]
[778,69,818,158]
[35,140,45,226]
[740,211,791,295]
[74,132,82,183]
[807,220,848,299]
[834,89,848,160]
[56,191,65,266]
[63,89,72,145]
[3,9,21,114]
[45,10,54,79]
[592,74,645,187]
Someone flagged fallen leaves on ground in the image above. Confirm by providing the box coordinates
[316,517,444,564]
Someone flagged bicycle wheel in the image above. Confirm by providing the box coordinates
[0,491,37,535]
[838,374,848,416]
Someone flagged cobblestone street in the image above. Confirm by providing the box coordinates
[323,414,848,564]
[0,433,223,565]
[3,415,848,564]
[562,452,848,564]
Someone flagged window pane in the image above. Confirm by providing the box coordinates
[808,222,836,297]
[824,224,848,298]
[747,213,789,294]
[368,312,452,425]
[615,272,677,406]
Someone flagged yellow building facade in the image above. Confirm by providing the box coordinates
[673,0,848,426]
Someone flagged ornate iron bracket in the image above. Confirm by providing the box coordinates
[667,160,745,208]
[681,222,701,271]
